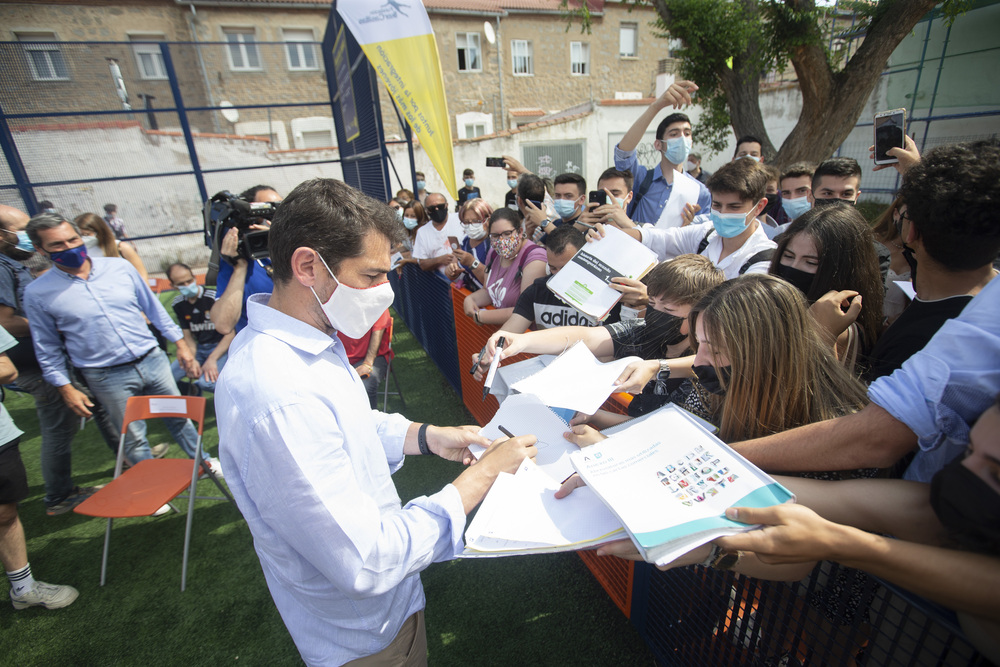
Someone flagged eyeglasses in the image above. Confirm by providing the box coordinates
[489,229,519,241]
[426,204,447,213]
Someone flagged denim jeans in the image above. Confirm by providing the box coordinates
[79,348,204,463]
[356,356,389,409]
[171,342,227,392]
[14,368,119,506]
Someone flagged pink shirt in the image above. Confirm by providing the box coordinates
[484,240,546,308]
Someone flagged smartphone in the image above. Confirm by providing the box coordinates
[589,190,607,206]
[447,235,460,250]
[874,108,906,164]
[485,157,506,168]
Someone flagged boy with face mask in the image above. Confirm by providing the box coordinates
[614,81,711,226]
[456,168,481,211]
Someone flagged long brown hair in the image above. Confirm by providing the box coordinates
[74,212,119,257]
[689,274,869,442]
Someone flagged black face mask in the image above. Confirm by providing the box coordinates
[644,307,687,347]
[763,194,782,219]
[773,262,817,297]
[813,197,855,209]
[930,455,1000,554]
[428,207,449,224]
[692,364,731,396]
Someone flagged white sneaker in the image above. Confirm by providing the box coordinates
[199,457,225,480]
[152,503,173,517]
[10,581,79,610]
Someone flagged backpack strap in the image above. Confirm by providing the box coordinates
[626,168,656,220]
[738,248,775,275]
[696,229,713,255]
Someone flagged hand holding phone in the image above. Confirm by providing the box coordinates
[874,108,906,164]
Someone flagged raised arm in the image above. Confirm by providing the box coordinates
[618,81,698,152]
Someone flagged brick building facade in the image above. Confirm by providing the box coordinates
[1,0,663,146]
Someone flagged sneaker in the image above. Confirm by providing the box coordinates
[10,581,79,610]
[199,457,225,480]
[46,486,101,516]
[152,503,173,517]
[151,443,169,458]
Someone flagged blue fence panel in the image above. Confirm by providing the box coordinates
[388,264,460,396]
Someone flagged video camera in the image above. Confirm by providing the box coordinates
[203,190,279,263]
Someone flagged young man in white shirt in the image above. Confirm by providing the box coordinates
[597,158,776,280]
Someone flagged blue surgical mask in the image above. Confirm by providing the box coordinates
[50,244,89,269]
[464,178,475,188]
[415,180,426,191]
[662,136,693,165]
[507,179,518,189]
[403,216,419,230]
[710,209,753,238]
[553,199,578,220]
[178,283,200,299]
[614,196,628,209]
[781,195,811,220]
[4,229,34,254]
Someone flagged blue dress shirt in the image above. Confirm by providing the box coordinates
[868,275,1000,482]
[215,295,465,666]
[614,144,712,225]
[215,258,274,332]
[23,257,182,387]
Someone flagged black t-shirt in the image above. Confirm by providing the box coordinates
[512,275,621,329]
[504,190,518,209]
[457,186,482,209]
[862,294,973,383]
[171,288,224,347]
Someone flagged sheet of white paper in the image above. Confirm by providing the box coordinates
[510,341,640,414]
[489,355,556,403]
[148,398,187,414]
[390,252,404,270]
[464,458,623,552]
[893,279,916,301]
[655,171,701,228]
[471,393,578,482]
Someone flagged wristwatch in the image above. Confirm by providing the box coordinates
[539,218,551,229]
[701,544,742,570]
[471,258,481,270]
[657,359,671,379]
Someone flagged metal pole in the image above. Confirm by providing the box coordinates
[496,16,506,132]
[920,22,952,152]
[160,42,208,205]
[0,102,37,214]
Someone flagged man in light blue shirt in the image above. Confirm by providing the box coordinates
[216,178,536,666]
[22,214,216,472]
[615,80,711,226]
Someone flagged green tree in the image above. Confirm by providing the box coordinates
[566,0,964,166]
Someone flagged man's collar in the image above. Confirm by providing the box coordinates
[246,293,335,357]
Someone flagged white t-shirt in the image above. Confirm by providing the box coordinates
[412,218,465,260]
[640,220,777,280]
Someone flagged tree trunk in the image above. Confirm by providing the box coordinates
[773,0,938,166]
[721,0,777,159]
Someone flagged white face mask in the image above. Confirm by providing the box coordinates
[310,252,395,339]
[463,222,487,240]
[82,235,100,249]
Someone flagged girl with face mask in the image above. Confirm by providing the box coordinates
[450,198,493,291]
[461,208,547,326]
[73,212,150,284]
[768,205,884,371]
[393,201,428,268]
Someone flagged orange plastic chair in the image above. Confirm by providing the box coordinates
[74,395,233,591]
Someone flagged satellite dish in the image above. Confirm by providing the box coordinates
[219,101,239,124]
[483,21,496,45]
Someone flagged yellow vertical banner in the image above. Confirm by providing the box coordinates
[337,0,457,200]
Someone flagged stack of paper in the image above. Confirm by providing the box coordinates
[570,404,795,566]
[462,458,625,557]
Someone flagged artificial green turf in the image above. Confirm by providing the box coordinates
[2,303,654,666]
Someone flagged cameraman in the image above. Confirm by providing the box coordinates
[210,185,281,335]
